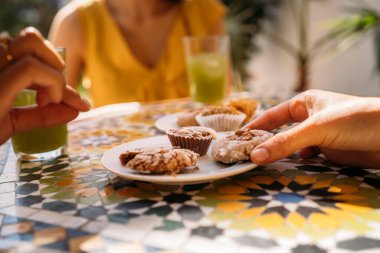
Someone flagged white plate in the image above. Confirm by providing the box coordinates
[154,104,263,133]
[101,134,258,185]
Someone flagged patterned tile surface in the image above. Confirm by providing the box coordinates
[0,99,380,253]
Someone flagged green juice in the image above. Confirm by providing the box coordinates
[187,53,227,104]
[12,125,67,154]
[11,90,67,159]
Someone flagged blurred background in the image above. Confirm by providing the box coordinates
[1,0,380,97]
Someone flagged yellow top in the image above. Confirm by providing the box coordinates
[77,0,226,107]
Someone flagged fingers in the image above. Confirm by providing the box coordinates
[250,121,322,164]
[62,85,91,111]
[244,97,309,131]
[9,104,79,134]
[299,146,321,159]
[0,55,65,107]
[0,27,64,71]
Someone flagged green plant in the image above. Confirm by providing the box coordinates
[263,0,326,92]
[263,0,380,91]
[222,0,280,91]
[0,0,60,37]
[314,1,380,75]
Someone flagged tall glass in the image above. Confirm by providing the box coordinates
[11,48,68,161]
[183,35,229,105]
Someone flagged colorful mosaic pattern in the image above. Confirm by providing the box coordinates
[1,100,380,253]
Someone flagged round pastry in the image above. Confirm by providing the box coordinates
[224,98,258,124]
[119,147,198,175]
[195,106,246,132]
[177,108,202,127]
[166,126,217,156]
[211,129,273,164]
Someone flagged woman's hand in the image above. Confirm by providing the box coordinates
[0,27,90,145]
[245,89,380,168]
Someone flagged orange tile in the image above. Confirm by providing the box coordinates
[309,213,339,229]
[330,194,366,201]
[117,187,141,197]
[34,227,66,246]
[238,207,265,219]
[217,202,248,212]
[312,179,334,189]
[99,185,114,197]
[255,213,285,229]
[237,181,262,189]
[336,203,372,214]
[294,175,317,185]
[69,235,99,253]
[56,179,80,187]
[321,207,354,221]
[218,195,252,201]
[287,212,305,229]
[218,186,246,194]
[328,185,358,194]
[250,176,274,185]
[277,176,291,187]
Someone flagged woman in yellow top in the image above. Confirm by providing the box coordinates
[49,0,226,107]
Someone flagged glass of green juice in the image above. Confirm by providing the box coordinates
[11,47,68,161]
[183,35,229,105]
[11,89,68,161]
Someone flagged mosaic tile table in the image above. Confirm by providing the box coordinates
[1,99,380,253]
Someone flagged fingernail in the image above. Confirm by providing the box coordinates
[251,148,269,162]
[81,98,91,111]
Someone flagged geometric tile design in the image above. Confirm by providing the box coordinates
[1,100,380,252]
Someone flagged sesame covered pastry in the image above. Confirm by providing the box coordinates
[211,129,273,164]
[119,147,198,175]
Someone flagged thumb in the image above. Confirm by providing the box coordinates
[250,122,321,164]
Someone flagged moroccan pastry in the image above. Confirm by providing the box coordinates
[119,147,198,175]
[166,126,217,156]
[195,105,246,132]
[211,128,273,164]
[177,108,202,127]
[224,98,259,124]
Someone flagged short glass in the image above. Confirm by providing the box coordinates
[183,35,229,105]
[11,48,68,161]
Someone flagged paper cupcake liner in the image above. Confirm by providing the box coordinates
[195,114,246,132]
[167,134,213,156]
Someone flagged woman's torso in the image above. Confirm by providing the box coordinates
[77,0,226,107]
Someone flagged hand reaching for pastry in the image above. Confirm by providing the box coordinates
[245,89,380,168]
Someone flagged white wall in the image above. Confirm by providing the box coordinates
[247,0,380,97]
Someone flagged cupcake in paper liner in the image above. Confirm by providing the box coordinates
[195,106,246,132]
[166,126,217,156]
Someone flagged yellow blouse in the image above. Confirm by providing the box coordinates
[77,0,226,107]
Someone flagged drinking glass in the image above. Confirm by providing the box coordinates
[183,35,229,105]
[11,47,68,161]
